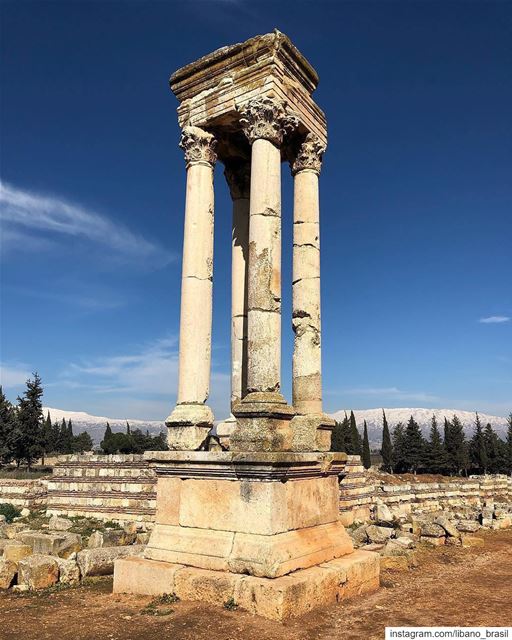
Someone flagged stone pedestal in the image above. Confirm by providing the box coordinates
[113,451,379,619]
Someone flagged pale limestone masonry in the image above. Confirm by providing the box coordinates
[113,31,381,620]
[0,479,47,510]
[46,454,156,523]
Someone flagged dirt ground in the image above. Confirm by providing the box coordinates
[1,529,511,640]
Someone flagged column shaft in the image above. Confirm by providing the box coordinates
[246,138,282,394]
[292,169,322,414]
[166,126,216,450]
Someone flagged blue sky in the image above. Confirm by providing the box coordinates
[1,0,511,420]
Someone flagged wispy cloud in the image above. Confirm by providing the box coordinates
[0,181,172,267]
[0,363,31,389]
[479,316,510,324]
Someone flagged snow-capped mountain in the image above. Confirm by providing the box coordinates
[43,406,509,449]
[331,408,509,447]
[43,407,165,444]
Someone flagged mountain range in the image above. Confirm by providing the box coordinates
[44,406,509,447]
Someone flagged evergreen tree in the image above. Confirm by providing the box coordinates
[100,422,115,454]
[348,411,362,456]
[49,414,62,453]
[41,411,53,465]
[331,420,346,453]
[0,386,15,464]
[10,373,44,469]
[380,410,393,472]
[362,420,371,469]
[506,414,512,476]
[483,423,501,474]
[470,413,487,474]
[426,415,446,474]
[72,431,93,453]
[126,421,131,435]
[447,416,469,476]
[392,422,406,473]
[59,418,73,454]
[403,416,426,474]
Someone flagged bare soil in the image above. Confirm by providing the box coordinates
[1,529,511,640]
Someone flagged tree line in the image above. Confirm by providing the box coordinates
[0,373,167,468]
[331,410,512,476]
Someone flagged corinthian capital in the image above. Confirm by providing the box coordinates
[291,133,326,176]
[239,97,298,147]
[179,126,217,168]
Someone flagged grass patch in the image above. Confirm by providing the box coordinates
[0,467,52,480]
[140,593,179,616]
[223,597,238,611]
[0,503,22,523]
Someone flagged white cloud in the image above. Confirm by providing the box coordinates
[0,180,172,266]
[58,337,230,418]
[0,363,31,389]
[479,316,510,324]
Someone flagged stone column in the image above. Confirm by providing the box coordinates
[290,134,335,451]
[231,97,297,452]
[166,126,217,450]
[215,162,250,447]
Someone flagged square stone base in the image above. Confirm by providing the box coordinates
[114,549,380,621]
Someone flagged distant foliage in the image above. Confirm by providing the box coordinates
[100,423,167,454]
[0,503,22,523]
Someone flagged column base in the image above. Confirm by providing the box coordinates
[215,414,236,449]
[114,550,380,621]
[231,392,295,452]
[165,403,213,450]
[291,413,336,452]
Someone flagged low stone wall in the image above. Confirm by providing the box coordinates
[339,461,512,525]
[0,479,48,510]
[46,454,156,523]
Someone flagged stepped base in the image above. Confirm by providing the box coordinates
[114,550,380,621]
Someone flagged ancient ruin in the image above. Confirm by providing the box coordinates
[112,31,380,619]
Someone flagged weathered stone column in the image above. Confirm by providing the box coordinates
[215,162,250,447]
[231,97,297,452]
[166,126,217,450]
[290,134,335,451]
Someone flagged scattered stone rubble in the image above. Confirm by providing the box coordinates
[0,513,146,591]
[346,498,512,571]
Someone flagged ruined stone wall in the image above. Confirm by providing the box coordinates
[46,454,156,523]
[339,457,512,524]
[0,479,48,509]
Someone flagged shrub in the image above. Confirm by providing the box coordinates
[0,503,22,523]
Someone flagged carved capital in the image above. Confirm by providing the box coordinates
[239,97,298,147]
[179,126,217,168]
[291,133,326,176]
[224,161,251,200]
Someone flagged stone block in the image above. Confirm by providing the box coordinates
[144,524,233,571]
[78,545,144,577]
[18,555,59,590]
[366,525,393,544]
[114,556,183,595]
[56,558,80,585]
[0,559,17,589]
[3,543,32,564]
[228,521,353,578]
[2,523,27,539]
[434,516,460,538]
[456,520,480,533]
[420,523,445,537]
[19,532,67,555]
[174,567,239,604]
[420,536,445,546]
[461,535,484,548]
[48,516,73,531]
[380,556,409,571]
[155,477,182,525]
[57,534,82,559]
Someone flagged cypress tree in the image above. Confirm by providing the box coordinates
[101,422,115,454]
[11,373,44,469]
[41,411,53,465]
[126,421,131,435]
[448,416,469,476]
[426,415,446,474]
[470,413,487,474]
[362,420,371,469]
[403,416,426,474]
[348,411,362,456]
[331,420,346,453]
[392,422,406,473]
[483,423,500,474]
[506,414,512,476]
[0,386,15,464]
[380,410,393,472]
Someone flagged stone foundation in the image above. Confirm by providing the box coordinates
[114,549,380,621]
